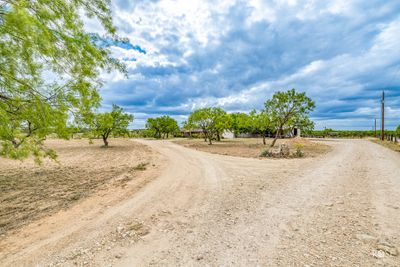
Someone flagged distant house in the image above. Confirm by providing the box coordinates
[180,128,300,139]
[222,130,235,139]
[180,128,204,138]
[293,128,300,137]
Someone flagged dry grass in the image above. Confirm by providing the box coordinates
[371,139,400,153]
[0,138,154,235]
[172,137,331,158]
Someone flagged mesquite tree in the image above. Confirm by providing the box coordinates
[0,0,124,162]
[146,116,179,138]
[90,105,133,147]
[249,110,271,145]
[265,89,315,147]
[229,112,251,137]
[188,107,228,145]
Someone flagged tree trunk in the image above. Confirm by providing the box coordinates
[216,132,221,141]
[208,136,212,145]
[271,135,278,147]
[262,134,266,145]
[203,130,207,142]
[270,128,281,147]
[102,135,108,147]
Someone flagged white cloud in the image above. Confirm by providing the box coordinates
[91,0,400,129]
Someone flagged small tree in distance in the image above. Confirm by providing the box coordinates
[188,108,214,144]
[182,120,196,138]
[188,107,228,145]
[146,116,179,138]
[266,89,315,147]
[249,110,271,145]
[90,105,133,147]
[214,109,230,141]
[229,112,251,137]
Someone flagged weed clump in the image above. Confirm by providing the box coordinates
[260,149,272,157]
[260,143,305,158]
[133,162,148,171]
[293,144,305,158]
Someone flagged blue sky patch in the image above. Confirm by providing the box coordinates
[94,0,400,130]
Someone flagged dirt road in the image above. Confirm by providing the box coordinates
[1,139,399,266]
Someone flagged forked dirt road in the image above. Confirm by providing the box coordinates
[1,139,399,266]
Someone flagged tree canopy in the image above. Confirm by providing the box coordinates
[265,89,315,147]
[228,112,251,137]
[0,0,124,161]
[187,107,228,144]
[90,104,133,147]
[146,116,179,139]
[249,110,271,145]
[213,108,229,141]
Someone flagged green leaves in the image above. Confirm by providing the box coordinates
[90,104,133,146]
[249,109,271,133]
[265,89,315,125]
[184,89,315,146]
[188,107,228,144]
[265,88,315,146]
[228,113,251,136]
[146,116,179,138]
[0,0,123,161]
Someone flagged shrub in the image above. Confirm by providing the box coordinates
[133,162,148,171]
[293,144,305,158]
[260,149,272,157]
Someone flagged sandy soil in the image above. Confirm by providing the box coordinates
[1,139,399,266]
[0,138,162,236]
[172,137,331,158]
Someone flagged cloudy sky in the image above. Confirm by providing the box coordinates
[86,0,400,130]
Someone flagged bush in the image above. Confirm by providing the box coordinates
[260,149,272,157]
[133,162,148,171]
[293,144,304,158]
[260,144,305,158]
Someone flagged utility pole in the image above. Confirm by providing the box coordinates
[381,91,385,141]
[374,118,377,137]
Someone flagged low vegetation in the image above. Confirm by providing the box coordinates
[372,140,400,153]
[133,162,149,171]
[173,137,330,159]
[306,129,399,138]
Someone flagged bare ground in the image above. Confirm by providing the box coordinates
[172,137,331,158]
[0,138,161,236]
[0,139,399,266]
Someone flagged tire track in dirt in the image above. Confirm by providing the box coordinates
[1,139,399,266]
[271,140,400,266]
